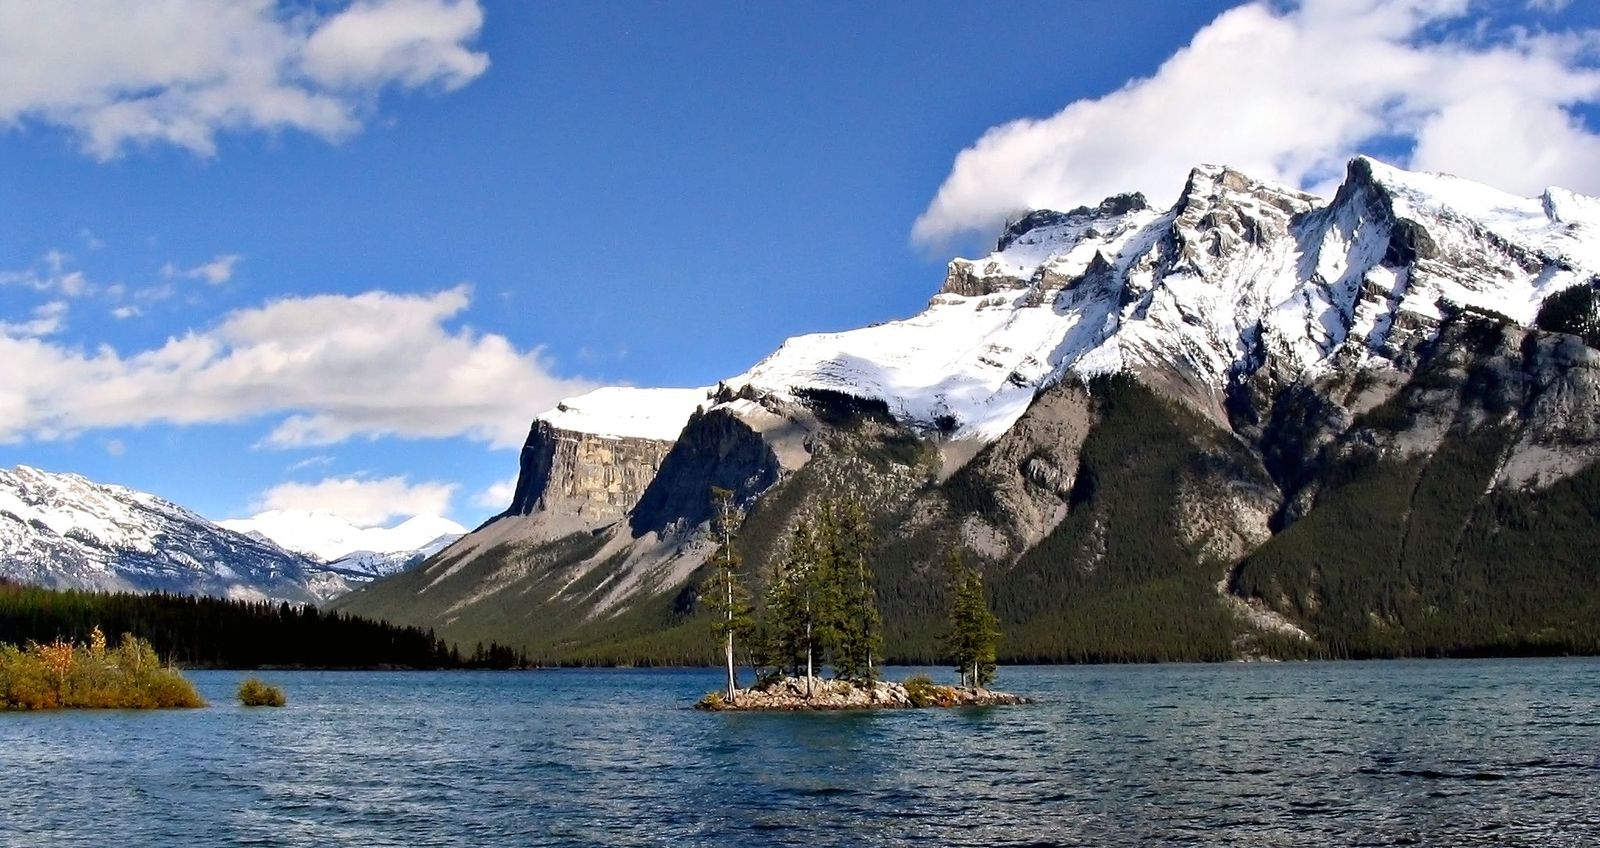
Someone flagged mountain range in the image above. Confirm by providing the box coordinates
[336,156,1600,663]
[0,465,463,603]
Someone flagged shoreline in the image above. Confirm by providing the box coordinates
[696,676,1031,711]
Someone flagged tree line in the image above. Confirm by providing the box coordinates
[0,579,528,669]
[704,489,1000,698]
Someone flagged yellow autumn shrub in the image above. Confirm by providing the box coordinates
[0,629,204,710]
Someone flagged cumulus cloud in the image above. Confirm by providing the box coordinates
[0,286,596,447]
[256,475,456,527]
[473,475,517,510]
[912,0,1600,247]
[0,0,488,159]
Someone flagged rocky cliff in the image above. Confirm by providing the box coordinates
[508,420,680,526]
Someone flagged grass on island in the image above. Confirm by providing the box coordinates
[0,627,204,710]
[237,677,287,707]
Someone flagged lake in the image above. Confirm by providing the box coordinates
[1,660,1597,846]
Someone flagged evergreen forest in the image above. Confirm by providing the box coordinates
[0,579,528,669]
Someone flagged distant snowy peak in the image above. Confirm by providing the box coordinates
[325,531,462,580]
[218,509,465,563]
[534,386,712,441]
[0,465,334,604]
[723,156,1600,440]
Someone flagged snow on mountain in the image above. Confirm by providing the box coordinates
[722,157,1600,438]
[323,531,463,580]
[535,386,712,440]
[519,158,1600,451]
[0,465,337,603]
[219,509,465,567]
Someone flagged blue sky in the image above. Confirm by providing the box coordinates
[3,0,1599,528]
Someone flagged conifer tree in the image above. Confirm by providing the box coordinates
[944,550,1000,687]
[702,487,751,700]
[828,497,882,681]
[763,517,823,695]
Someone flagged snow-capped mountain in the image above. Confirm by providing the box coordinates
[525,156,1599,450]
[0,465,343,603]
[219,509,465,578]
[342,156,1600,663]
[728,156,1600,438]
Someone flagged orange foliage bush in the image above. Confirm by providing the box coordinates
[0,630,204,710]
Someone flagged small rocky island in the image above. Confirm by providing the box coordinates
[698,493,1028,712]
[698,675,1031,711]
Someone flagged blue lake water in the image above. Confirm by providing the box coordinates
[2,660,1598,846]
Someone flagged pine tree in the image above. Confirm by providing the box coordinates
[828,497,882,681]
[762,518,822,695]
[702,487,751,700]
[944,550,1000,688]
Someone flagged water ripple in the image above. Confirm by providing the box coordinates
[2,661,1599,846]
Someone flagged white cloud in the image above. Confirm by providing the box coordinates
[912,0,1600,247]
[0,0,489,159]
[1,252,95,298]
[256,475,456,527]
[474,475,517,510]
[165,254,241,285]
[302,0,489,90]
[110,305,141,320]
[104,438,124,457]
[0,301,68,338]
[0,286,596,447]
[287,454,336,473]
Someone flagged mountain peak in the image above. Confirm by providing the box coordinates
[996,193,1150,252]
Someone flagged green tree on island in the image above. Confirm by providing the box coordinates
[762,518,823,694]
[945,550,1000,688]
[702,487,752,701]
[758,496,883,695]
[822,497,881,681]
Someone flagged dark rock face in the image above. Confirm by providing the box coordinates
[628,408,782,537]
[507,421,558,516]
[940,261,1029,297]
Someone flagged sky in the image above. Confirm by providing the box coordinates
[3,0,1600,530]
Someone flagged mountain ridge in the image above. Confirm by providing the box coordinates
[314,156,1600,662]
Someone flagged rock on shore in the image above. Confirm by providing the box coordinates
[696,676,1031,711]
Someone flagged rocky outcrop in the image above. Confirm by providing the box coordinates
[628,407,782,537]
[507,421,677,525]
[697,676,1031,711]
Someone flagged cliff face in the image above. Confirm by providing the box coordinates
[508,420,678,526]
[627,408,782,538]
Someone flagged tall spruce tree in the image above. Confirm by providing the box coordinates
[944,550,1000,687]
[757,497,885,693]
[702,487,750,701]
[828,497,882,681]
[763,517,823,695]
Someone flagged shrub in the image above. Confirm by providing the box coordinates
[237,677,286,707]
[695,691,728,710]
[902,673,947,708]
[0,630,203,710]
